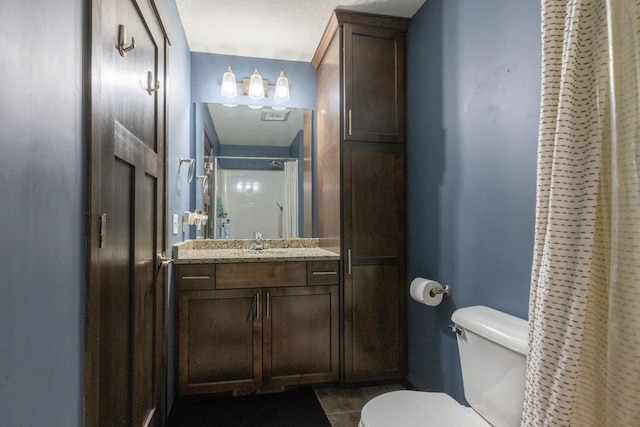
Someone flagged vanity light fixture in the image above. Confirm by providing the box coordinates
[248,69,265,100]
[220,67,290,102]
[220,67,238,98]
[274,71,290,102]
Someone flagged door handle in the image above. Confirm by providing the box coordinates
[156,252,173,268]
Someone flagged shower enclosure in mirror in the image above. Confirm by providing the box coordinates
[194,103,313,239]
[214,156,298,239]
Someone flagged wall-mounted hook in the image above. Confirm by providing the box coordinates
[147,71,160,95]
[118,25,136,57]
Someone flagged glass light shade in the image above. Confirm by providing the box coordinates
[274,71,290,102]
[248,69,265,100]
[220,66,237,98]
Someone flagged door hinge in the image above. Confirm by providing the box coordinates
[99,213,107,248]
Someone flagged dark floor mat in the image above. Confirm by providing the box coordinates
[168,388,332,427]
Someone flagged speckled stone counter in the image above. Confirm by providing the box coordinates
[173,238,340,264]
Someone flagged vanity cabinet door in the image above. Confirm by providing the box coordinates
[263,285,339,387]
[178,289,262,395]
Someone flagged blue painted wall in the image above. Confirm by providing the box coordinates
[406,1,540,403]
[0,1,85,425]
[158,0,192,411]
[0,0,191,425]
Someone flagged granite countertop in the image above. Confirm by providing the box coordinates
[173,238,340,264]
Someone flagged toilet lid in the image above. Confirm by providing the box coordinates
[359,391,492,427]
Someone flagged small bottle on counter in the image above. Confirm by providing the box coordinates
[224,219,231,238]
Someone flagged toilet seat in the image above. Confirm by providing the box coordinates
[358,390,493,427]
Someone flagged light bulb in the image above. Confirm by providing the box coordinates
[274,71,290,102]
[220,66,237,98]
[248,69,265,100]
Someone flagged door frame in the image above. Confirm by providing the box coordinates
[84,0,170,424]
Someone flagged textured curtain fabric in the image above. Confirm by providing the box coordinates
[523,1,640,426]
[282,160,298,238]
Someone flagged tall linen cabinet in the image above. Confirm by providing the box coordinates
[313,11,408,383]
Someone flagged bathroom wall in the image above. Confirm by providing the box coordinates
[0,0,191,425]
[158,0,192,411]
[406,0,541,403]
[0,2,85,425]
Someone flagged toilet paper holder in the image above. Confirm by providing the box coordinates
[429,284,452,298]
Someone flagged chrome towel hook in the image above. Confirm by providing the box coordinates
[146,71,160,95]
[118,25,136,57]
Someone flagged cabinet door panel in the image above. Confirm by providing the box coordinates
[343,142,407,383]
[346,264,403,381]
[178,289,262,394]
[344,24,406,143]
[264,286,339,386]
[344,142,405,259]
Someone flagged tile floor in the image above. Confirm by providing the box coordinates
[314,384,409,427]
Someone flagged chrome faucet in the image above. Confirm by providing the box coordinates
[252,231,264,250]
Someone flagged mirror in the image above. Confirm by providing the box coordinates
[195,103,313,239]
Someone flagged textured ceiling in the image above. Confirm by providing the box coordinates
[176,0,426,62]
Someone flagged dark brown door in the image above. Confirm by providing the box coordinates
[342,141,407,382]
[343,23,406,143]
[86,0,168,425]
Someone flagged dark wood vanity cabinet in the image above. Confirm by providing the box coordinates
[175,261,339,395]
[313,11,409,384]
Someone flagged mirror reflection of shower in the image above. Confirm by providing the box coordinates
[214,156,299,239]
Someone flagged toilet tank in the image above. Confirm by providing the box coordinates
[451,306,528,427]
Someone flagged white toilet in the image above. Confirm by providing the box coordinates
[359,306,528,427]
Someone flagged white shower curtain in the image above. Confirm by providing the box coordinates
[523,1,640,426]
[282,160,298,238]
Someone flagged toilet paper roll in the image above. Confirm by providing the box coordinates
[410,278,444,306]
